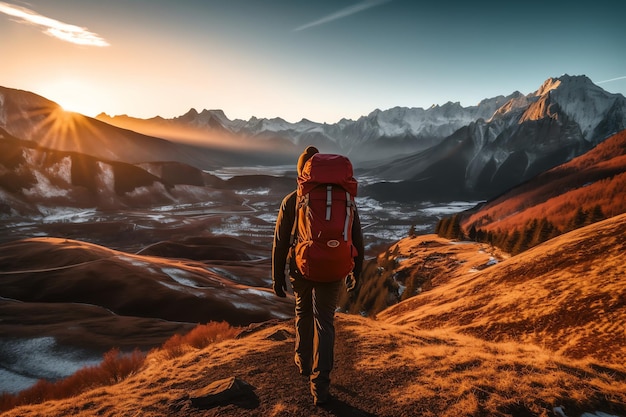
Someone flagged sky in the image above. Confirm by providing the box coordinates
[1,0,625,123]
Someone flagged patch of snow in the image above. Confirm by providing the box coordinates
[229,299,262,312]
[420,201,481,215]
[0,367,37,394]
[207,267,239,281]
[161,267,200,288]
[22,170,69,198]
[243,288,275,299]
[117,255,152,269]
[157,281,206,298]
[39,207,97,223]
[234,188,270,196]
[554,406,621,417]
[355,197,384,212]
[208,165,293,180]
[257,213,277,223]
[96,162,115,192]
[0,337,101,394]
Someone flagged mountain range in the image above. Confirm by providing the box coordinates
[2,74,626,205]
[94,74,626,202]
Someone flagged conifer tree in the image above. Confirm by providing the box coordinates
[570,207,587,230]
[588,204,605,224]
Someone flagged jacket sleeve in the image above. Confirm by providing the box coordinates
[351,208,365,280]
[272,191,296,284]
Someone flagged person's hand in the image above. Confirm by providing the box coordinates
[345,273,357,292]
[273,278,287,297]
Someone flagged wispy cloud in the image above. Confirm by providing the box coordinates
[597,76,626,84]
[294,0,392,32]
[0,1,109,46]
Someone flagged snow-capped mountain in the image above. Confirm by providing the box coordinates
[99,96,517,162]
[97,75,626,169]
[362,75,626,201]
[3,74,625,204]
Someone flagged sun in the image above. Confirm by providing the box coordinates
[40,78,101,117]
[57,101,86,115]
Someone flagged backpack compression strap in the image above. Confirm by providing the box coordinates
[326,185,332,220]
[343,191,353,241]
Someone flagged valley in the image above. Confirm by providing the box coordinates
[0,165,479,256]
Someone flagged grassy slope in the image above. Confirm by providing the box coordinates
[4,215,626,416]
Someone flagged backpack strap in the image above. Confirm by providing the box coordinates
[290,194,306,246]
[325,185,332,220]
[343,191,353,241]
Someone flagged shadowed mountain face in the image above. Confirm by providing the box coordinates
[0,134,240,216]
[359,76,626,201]
[459,129,626,233]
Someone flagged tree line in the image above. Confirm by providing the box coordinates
[436,204,605,255]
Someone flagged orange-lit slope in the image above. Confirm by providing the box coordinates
[379,213,626,364]
[463,129,626,233]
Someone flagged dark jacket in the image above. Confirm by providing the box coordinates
[272,190,365,284]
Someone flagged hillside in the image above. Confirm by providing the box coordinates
[3,214,625,416]
[461,129,626,235]
[0,235,292,389]
[380,214,626,364]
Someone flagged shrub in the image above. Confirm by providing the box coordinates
[162,321,239,358]
[0,348,145,412]
[185,321,239,348]
[0,322,240,412]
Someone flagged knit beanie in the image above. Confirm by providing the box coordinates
[297,146,319,175]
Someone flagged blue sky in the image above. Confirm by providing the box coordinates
[2,0,625,123]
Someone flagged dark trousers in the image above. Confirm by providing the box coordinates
[290,276,342,392]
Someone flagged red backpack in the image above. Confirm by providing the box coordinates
[290,153,358,282]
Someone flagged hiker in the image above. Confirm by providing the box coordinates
[272,145,364,406]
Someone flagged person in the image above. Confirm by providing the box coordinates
[272,145,364,406]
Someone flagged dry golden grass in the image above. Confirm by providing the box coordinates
[2,314,624,417]
[162,321,240,359]
[380,213,626,364]
[0,322,240,414]
[3,215,625,416]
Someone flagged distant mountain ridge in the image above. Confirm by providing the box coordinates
[97,74,626,167]
[3,75,626,202]
[0,86,297,169]
[362,75,626,201]
[97,93,516,162]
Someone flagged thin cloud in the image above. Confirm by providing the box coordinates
[0,1,109,46]
[597,76,626,84]
[294,0,392,32]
